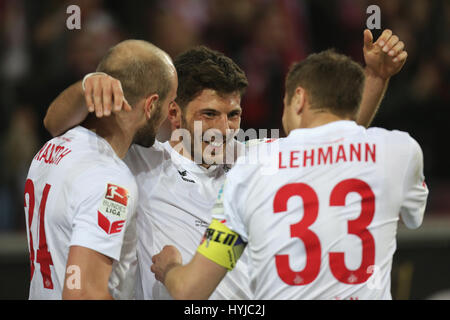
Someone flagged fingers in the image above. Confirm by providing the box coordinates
[380,29,407,63]
[83,75,127,117]
[150,263,161,281]
[102,81,113,117]
[393,51,408,63]
[382,35,399,53]
[363,29,374,50]
[375,29,393,48]
[123,98,133,112]
[84,80,95,113]
[389,40,405,57]
[92,78,103,118]
[112,80,125,112]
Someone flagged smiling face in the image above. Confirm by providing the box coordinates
[173,89,242,166]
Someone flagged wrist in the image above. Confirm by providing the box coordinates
[364,67,390,82]
[82,72,108,91]
[163,262,182,285]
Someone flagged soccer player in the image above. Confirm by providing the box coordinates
[150,49,428,300]
[24,40,178,299]
[44,29,408,299]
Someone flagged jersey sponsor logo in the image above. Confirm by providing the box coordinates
[178,170,196,183]
[197,219,246,270]
[97,184,129,234]
[195,219,209,228]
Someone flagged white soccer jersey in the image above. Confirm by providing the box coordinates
[24,126,138,300]
[215,120,428,300]
[125,140,252,300]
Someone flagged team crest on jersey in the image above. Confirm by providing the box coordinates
[97,184,129,234]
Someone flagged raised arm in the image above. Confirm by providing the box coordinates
[357,29,408,127]
[43,74,131,137]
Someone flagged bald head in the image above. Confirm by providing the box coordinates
[96,39,175,106]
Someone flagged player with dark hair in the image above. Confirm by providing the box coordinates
[151,47,427,300]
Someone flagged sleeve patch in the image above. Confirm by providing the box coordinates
[97,183,129,234]
[197,219,246,271]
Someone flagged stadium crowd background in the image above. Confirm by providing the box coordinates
[0,0,448,235]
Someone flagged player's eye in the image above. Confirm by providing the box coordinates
[228,111,241,119]
[203,111,217,118]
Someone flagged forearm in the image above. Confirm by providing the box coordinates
[43,80,88,137]
[356,69,389,128]
[163,264,188,299]
[164,262,220,300]
[164,263,211,300]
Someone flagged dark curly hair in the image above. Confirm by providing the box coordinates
[174,46,248,110]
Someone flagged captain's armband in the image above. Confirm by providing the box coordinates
[197,219,246,271]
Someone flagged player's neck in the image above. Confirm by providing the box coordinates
[82,115,133,159]
[300,111,351,129]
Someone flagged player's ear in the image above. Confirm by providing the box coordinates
[168,101,182,129]
[293,86,306,115]
[143,94,159,120]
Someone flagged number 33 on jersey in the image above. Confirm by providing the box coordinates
[210,122,428,300]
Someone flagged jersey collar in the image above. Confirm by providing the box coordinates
[287,120,362,142]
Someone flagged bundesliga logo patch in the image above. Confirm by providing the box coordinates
[97,183,129,234]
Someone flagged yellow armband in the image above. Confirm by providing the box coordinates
[197,219,246,271]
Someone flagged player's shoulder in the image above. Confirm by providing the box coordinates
[366,126,420,148]
[229,139,280,178]
[71,161,138,205]
[80,157,136,185]
[65,130,137,192]
[242,138,281,156]
[366,127,423,163]
[366,126,411,140]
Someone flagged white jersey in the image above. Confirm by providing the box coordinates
[24,126,138,300]
[125,140,252,300]
[216,121,428,300]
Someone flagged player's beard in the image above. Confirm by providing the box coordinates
[133,101,165,148]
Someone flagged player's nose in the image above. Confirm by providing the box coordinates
[215,114,230,136]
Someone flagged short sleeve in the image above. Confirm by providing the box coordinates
[69,169,137,261]
[400,137,428,229]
